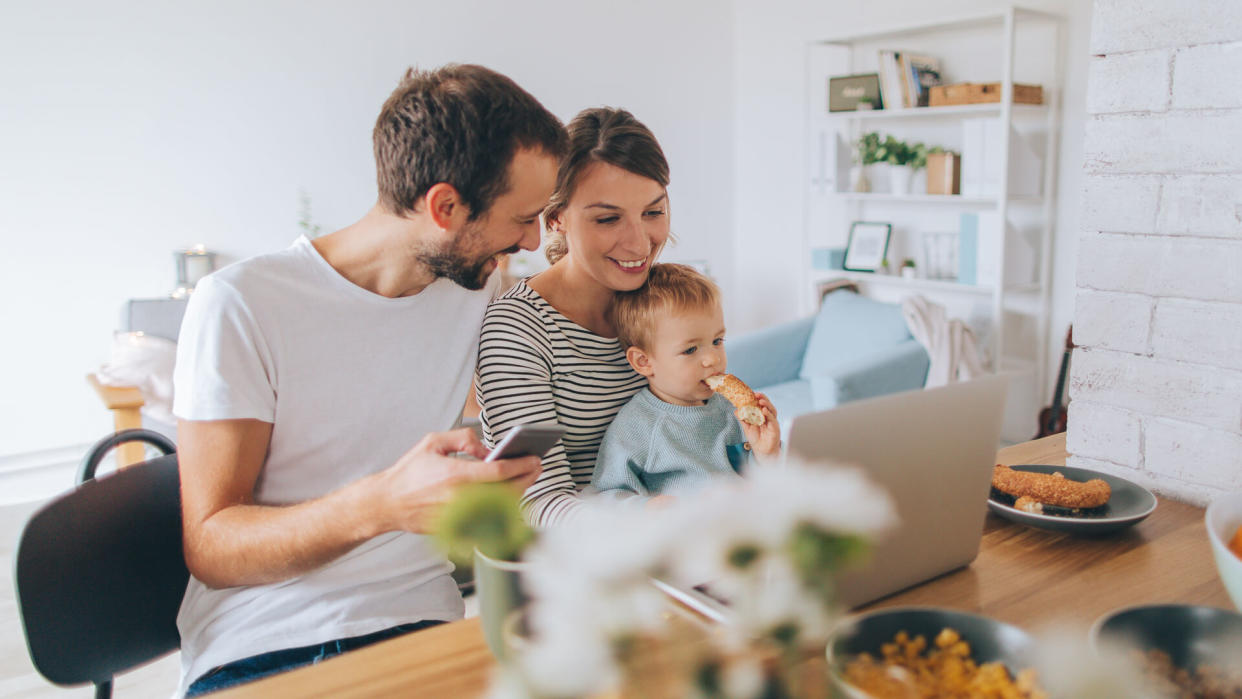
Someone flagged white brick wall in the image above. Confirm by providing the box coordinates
[1066,401,1141,466]
[1073,290,1151,354]
[1157,175,1242,237]
[1173,43,1242,110]
[1072,2,1242,503]
[1152,298,1242,371]
[1091,0,1242,54]
[1086,51,1170,114]
[1080,175,1160,232]
[1070,349,1242,433]
[1083,111,1242,174]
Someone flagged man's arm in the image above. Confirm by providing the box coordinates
[179,419,540,589]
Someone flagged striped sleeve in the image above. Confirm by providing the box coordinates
[476,296,586,526]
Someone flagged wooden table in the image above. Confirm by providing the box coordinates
[218,434,1232,698]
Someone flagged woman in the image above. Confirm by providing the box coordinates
[476,107,671,526]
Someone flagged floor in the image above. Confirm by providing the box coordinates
[0,499,480,699]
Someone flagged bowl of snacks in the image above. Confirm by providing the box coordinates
[827,607,1044,698]
[1091,604,1242,696]
[1207,490,1242,611]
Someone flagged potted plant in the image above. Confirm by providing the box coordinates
[901,258,917,280]
[434,483,534,659]
[851,132,883,192]
[878,135,927,194]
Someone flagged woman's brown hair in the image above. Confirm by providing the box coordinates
[543,108,670,264]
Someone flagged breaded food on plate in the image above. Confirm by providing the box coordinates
[992,464,1111,510]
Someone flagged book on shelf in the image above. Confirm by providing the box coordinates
[960,118,1043,198]
[900,54,942,108]
[958,212,1036,287]
[878,50,906,109]
[877,51,942,109]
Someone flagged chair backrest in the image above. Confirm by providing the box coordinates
[799,290,914,379]
[15,452,188,688]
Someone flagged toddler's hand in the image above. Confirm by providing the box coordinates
[740,393,781,461]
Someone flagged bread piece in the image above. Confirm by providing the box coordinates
[992,464,1111,509]
[704,373,764,426]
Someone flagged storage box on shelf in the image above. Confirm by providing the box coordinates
[803,5,1064,441]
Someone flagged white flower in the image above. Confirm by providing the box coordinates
[512,455,897,696]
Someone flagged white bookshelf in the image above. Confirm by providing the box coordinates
[802,5,1065,439]
[824,102,1048,123]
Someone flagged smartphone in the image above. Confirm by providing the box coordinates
[485,423,566,462]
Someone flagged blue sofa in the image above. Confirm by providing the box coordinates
[726,291,930,429]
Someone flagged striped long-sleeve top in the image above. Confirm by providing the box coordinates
[475,279,646,526]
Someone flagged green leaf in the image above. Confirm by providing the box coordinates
[432,483,533,564]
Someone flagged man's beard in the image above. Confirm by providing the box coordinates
[417,222,519,291]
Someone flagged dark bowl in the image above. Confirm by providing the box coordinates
[827,607,1038,696]
[1091,604,1242,674]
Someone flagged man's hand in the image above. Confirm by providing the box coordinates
[372,427,542,534]
[180,420,540,589]
[739,393,781,461]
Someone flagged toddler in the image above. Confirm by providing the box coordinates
[591,264,781,501]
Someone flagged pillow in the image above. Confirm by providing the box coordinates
[798,291,913,379]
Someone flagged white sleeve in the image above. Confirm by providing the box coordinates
[172,275,277,422]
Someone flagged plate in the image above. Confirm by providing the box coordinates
[987,464,1157,534]
[1091,604,1242,675]
[827,607,1038,698]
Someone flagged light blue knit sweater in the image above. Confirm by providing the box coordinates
[591,388,750,498]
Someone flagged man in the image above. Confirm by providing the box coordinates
[172,64,564,696]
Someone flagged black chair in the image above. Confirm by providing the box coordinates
[15,429,186,699]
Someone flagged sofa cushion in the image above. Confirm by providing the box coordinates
[799,291,913,379]
[756,379,814,429]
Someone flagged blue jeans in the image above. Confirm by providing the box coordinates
[184,620,442,697]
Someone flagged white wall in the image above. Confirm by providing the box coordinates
[731,0,1091,414]
[1068,0,1242,504]
[0,0,736,458]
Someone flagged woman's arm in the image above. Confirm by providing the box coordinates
[476,299,586,527]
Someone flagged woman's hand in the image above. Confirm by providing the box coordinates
[739,393,781,461]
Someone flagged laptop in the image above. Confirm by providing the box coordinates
[787,373,1008,608]
[655,374,1007,620]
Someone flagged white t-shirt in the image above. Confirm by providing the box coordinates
[172,236,497,693]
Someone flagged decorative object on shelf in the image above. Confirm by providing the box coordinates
[811,247,847,271]
[499,459,896,698]
[961,118,1043,197]
[171,245,217,298]
[901,259,917,280]
[828,73,884,112]
[851,132,883,193]
[926,148,962,195]
[929,82,1043,107]
[921,231,959,281]
[857,133,928,194]
[843,222,892,272]
[959,212,1036,287]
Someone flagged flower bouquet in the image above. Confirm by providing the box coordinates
[491,458,897,698]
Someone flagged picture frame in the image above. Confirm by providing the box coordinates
[843,222,892,272]
[828,73,884,112]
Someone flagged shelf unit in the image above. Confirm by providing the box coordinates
[802,6,1065,425]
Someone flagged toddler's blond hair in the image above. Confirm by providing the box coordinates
[608,263,720,350]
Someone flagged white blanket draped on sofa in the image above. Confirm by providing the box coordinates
[901,295,986,388]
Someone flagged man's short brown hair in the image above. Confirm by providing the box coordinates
[608,264,721,350]
[373,64,566,221]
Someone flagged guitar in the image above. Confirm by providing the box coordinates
[1036,327,1073,439]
